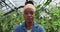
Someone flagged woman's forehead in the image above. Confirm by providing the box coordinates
[24,8,35,12]
[24,4,36,12]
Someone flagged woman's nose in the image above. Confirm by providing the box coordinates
[28,13,31,16]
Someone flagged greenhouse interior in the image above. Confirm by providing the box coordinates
[0,0,60,32]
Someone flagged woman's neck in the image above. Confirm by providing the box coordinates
[25,22,34,30]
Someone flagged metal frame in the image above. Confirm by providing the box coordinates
[0,0,29,16]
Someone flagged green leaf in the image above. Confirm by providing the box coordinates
[44,2,50,6]
[36,5,40,8]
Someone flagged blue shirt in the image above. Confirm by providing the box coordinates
[14,22,45,32]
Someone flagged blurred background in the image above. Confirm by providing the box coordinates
[0,0,60,32]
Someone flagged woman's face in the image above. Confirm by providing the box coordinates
[24,8,35,23]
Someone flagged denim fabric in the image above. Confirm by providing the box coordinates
[14,22,45,32]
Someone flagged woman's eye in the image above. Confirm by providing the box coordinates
[25,12,28,14]
[30,11,34,15]
[30,12,33,15]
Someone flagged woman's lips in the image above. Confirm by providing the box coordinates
[27,18,32,20]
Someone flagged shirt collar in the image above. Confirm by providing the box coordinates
[21,22,38,29]
[21,22,38,32]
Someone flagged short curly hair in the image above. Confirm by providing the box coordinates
[25,1,34,5]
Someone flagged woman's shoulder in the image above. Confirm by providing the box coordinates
[37,24,45,32]
[34,23,45,32]
[14,25,22,32]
